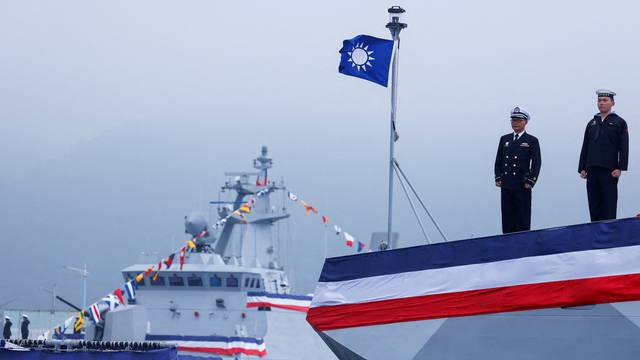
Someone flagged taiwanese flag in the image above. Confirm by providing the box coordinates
[164,253,175,269]
[144,266,153,277]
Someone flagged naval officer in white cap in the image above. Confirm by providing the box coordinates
[578,89,629,221]
[494,107,542,234]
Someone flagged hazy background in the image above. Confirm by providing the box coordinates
[1,0,638,310]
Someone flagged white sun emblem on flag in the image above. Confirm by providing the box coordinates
[348,42,375,72]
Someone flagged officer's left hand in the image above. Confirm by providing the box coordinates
[612,169,622,178]
[524,183,532,190]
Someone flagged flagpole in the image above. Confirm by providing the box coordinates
[384,6,407,250]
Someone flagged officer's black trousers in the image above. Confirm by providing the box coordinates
[501,187,531,234]
[586,167,618,222]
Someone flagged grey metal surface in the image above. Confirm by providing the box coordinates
[321,302,640,360]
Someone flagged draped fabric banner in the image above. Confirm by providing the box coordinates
[246,292,312,312]
[307,218,640,331]
[146,335,266,358]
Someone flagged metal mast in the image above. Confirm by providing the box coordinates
[62,264,89,309]
[383,6,407,250]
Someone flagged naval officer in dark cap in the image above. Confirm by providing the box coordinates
[578,89,629,221]
[494,107,542,234]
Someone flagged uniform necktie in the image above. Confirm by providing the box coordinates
[514,134,519,141]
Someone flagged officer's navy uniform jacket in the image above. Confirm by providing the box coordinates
[578,113,629,221]
[20,318,29,340]
[494,132,541,234]
[3,319,11,339]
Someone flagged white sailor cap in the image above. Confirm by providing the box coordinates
[21,314,28,319]
[4,316,10,320]
[510,106,530,121]
[596,88,616,99]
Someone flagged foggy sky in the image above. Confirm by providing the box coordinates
[1,0,638,309]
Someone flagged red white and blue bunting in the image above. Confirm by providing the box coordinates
[246,292,312,312]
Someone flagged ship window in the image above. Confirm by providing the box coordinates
[169,275,184,287]
[187,275,203,287]
[254,279,261,288]
[244,278,251,288]
[249,278,256,288]
[151,276,165,286]
[210,276,222,287]
[227,277,239,288]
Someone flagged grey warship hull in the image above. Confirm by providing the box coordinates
[317,302,640,360]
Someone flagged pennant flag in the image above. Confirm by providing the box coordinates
[256,189,268,196]
[334,225,342,235]
[114,288,125,304]
[357,241,366,253]
[322,215,329,224]
[264,177,268,186]
[73,312,85,332]
[144,266,153,277]
[338,34,394,87]
[300,200,318,215]
[187,239,196,250]
[102,294,121,311]
[250,197,256,206]
[344,232,355,247]
[179,246,187,270]
[233,209,242,216]
[89,303,102,323]
[63,316,74,333]
[164,253,176,269]
[240,204,251,213]
[53,326,63,339]
[152,261,163,282]
[256,178,262,186]
[135,273,144,283]
[196,228,209,239]
[287,192,298,201]
[124,280,137,302]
